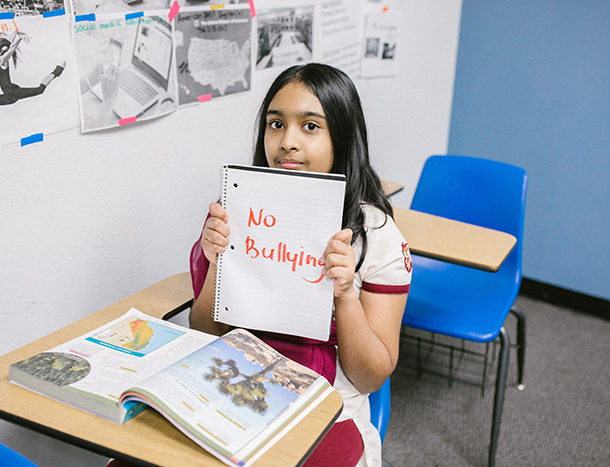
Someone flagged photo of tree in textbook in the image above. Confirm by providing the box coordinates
[201,329,319,417]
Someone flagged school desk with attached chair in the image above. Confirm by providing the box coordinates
[387,155,528,467]
[0,273,343,466]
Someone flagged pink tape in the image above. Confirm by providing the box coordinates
[119,116,137,125]
[248,0,255,17]
[168,1,180,21]
[198,94,212,102]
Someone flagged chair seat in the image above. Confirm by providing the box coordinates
[403,255,520,342]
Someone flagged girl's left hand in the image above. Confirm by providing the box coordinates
[323,229,356,298]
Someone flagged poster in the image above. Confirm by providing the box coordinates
[72,13,178,132]
[0,0,65,17]
[69,0,170,16]
[360,9,400,78]
[175,0,250,6]
[254,0,314,81]
[174,5,252,107]
[317,0,361,78]
[0,15,78,146]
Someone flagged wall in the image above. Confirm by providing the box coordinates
[448,0,610,300]
[0,1,462,464]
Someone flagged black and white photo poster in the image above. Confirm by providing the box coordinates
[0,15,77,146]
[254,0,314,81]
[1,0,65,17]
[175,5,251,107]
[72,14,178,132]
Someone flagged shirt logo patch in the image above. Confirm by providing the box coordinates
[402,242,413,273]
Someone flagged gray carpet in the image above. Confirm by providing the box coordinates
[383,295,610,467]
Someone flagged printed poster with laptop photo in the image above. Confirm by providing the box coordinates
[69,0,171,17]
[73,13,178,132]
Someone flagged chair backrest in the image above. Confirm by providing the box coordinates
[410,155,528,283]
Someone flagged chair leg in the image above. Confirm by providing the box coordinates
[489,326,510,467]
[481,341,490,397]
[509,306,526,390]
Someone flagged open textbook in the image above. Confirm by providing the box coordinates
[214,164,346,341]
[9,309,334,466]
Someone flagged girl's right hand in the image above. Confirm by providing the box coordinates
[201,203,230,265]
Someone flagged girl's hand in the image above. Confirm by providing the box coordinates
[201,203,230,265]
[323,229,357,299]
[17,32,31,44]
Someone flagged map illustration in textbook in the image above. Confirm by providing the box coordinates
[86,317,185,357]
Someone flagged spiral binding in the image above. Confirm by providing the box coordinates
[213,165,230,321]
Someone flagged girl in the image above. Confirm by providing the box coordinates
[0,30,65,106]
[189,63,411,466]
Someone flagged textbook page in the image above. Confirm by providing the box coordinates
[9,308,216,423]
[121,328,333,467]
[214,165,345,341]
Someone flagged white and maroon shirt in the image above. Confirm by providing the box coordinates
[353,204,412,296]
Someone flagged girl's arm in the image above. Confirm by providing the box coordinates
[0,33,23,69]
[324,229,408,394]
[189,203,233,336]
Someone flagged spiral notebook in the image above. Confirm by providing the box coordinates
[214,164,346,341]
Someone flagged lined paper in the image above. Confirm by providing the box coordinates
[214,165,346,341]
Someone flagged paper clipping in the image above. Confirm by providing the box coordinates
[69,0,170,16]
[0,0,65,16]
[72,13,178,132]
[318,0,362,77]
[174,5,252,107]
[360,8,400,78]
[0,14,78,146]
[254,0,314,81]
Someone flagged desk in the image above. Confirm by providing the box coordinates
[392,208,516,272]
[381,180,516,272]
[0,273,343,466]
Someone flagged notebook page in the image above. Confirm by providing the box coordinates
[214,165,346,341]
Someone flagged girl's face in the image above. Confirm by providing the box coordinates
[264,81,334,174]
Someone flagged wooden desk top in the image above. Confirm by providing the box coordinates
[392,207,516,272]
[0,273,343,466]
[381,179,516,272]
[381,179,404,197]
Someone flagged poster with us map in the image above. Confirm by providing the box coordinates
[174,6,252,106]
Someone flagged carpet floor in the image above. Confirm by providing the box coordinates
[382,296,610,467]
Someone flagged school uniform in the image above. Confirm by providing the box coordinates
[190,204,411,467]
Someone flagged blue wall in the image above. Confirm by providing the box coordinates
[448,1,610,300]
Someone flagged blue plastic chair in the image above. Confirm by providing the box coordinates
[0,443,38,467]
[402,155,527,467]
[369,377,391,443]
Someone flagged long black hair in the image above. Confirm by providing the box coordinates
[253,63,393,271]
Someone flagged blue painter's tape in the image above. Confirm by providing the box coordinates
[125,11,144,20]
[42,8,65,17]
[75,13,96,21]
[21,133,44,147]
[0,12,15,19]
